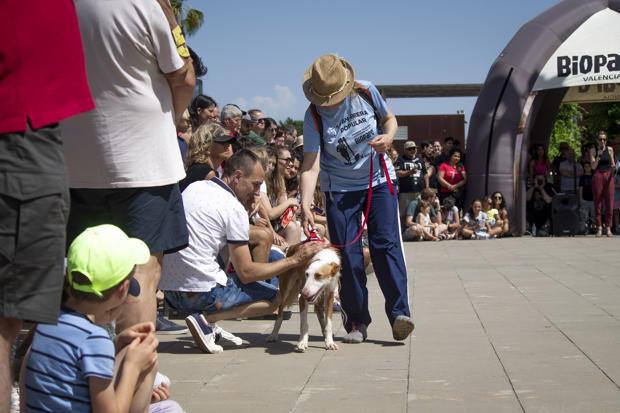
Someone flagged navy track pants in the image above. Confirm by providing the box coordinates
[325,182,411,330]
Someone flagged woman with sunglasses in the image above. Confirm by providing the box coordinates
[589,131,616,237]
[490,191,510,236]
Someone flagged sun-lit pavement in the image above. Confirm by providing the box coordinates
[158,237,620,413]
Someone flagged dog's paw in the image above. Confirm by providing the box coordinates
[295,340,308,352]
[266,334,279,342]
[325,341,339,350]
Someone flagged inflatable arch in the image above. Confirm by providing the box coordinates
[466,0,620,234]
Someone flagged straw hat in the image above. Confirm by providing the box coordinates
[303,54,355,106]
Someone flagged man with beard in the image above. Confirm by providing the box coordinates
[160,150,324,353]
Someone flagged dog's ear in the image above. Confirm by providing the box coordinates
[329,262,341,275]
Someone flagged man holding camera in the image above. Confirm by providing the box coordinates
[526,173,557,236]
[396,141,427,223]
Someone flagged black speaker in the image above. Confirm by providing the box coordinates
[552,194,580,236]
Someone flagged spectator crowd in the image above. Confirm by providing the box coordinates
[2,2,618,413]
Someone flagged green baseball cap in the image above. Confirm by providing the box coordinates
[67,225,150,297]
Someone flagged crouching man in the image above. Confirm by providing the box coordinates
[160,149,324,353]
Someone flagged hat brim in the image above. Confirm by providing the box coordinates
[302,58,355,107]
[213,134,237,143]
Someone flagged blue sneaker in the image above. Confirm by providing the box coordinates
[156,314,189,335]
[185,313,223,354]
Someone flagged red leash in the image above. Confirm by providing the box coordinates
[307,151,395,249]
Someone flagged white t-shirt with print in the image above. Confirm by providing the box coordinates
[61,0,186,188]
[160,178,249,292]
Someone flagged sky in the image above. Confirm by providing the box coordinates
[183,0,560,128]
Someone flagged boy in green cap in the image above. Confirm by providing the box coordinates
[22,224,182,412]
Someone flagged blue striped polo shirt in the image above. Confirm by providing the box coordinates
[25,308,115,412]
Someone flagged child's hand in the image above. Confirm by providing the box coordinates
[151,382,170,403]
[125,332,158,373]
[114,322,155,352]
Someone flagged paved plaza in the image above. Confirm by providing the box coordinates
[158,237,620,413]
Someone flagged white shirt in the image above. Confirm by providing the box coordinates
[159,178,249,292]
[61,0,186,188]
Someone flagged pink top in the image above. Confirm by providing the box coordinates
[532,159,550,175]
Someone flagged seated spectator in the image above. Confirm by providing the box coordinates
[247,145,288,255]
[481,195,504,238]
[526,173,556,236]
[176,109,192,163]
[558,149,583,194]
[23,225,183,413]
[461,199,491,239]
[402,188,442,241]
[179,123,234,192]
[264,147,303,244]
[416,200,440,241]
[437,148,467,208]
[261,117,278,144]
[283,124,298,146]
[491,191,510,236]
[188,94,218,128]
[160,150,324,353]
[441,196,460,239]
[579,162,595,234]
[220,104,243,138]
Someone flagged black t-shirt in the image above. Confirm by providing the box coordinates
[396,156,426,193]
[579,174,593,201]
[179,162,215,192]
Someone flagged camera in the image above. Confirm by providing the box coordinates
[536,178,544,186]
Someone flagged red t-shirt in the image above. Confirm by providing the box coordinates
[0,0,94,134]
[439,162,466,192]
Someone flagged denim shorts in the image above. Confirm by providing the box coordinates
[165,274,278,314]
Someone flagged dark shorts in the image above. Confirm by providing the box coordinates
[165,274,278,315]
[66,184,188,254]
[0,125,69,323]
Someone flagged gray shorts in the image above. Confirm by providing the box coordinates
[0,125,69,323]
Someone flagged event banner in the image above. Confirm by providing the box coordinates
[533,8,620,91]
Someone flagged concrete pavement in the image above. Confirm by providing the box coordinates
[158,237,620,413]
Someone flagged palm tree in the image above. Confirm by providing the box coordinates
[170,0,204,36]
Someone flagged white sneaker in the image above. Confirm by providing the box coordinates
[212,323,243,346]
[185,313,223,354]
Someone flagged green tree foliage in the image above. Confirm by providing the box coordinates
[280,118,303,136]
[548,103,583,160]
[170,0,204,36]
[582,102,620,141]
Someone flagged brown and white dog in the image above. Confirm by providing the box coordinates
[267,243,341,352]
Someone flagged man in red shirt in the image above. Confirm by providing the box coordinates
[0,1,94,409]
